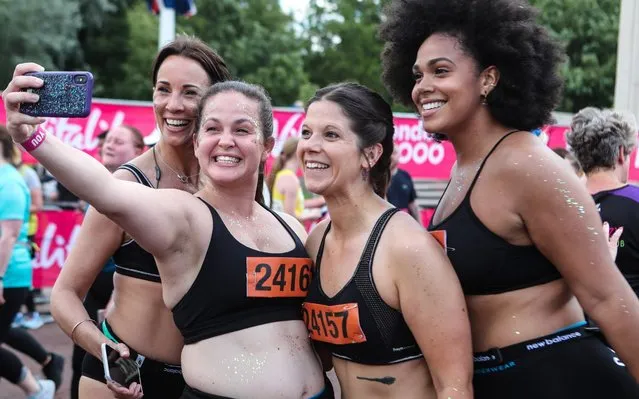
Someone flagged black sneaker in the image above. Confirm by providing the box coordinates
[42,352,64,390]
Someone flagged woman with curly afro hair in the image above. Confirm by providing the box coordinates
[379,0,639,398]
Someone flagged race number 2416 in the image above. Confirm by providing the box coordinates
[246,257,313,298]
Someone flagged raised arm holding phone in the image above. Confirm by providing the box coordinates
[4,61,331,398]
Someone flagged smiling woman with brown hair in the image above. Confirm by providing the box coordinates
[379,0,639,398]
[4,72,331,398]
[299,82,473,399]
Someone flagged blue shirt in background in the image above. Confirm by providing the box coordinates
[0,163,33,288]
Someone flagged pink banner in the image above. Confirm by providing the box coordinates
[31,210,84,289]
[2,97,639,180]
[0,98,457,178]
[3,99,638,286]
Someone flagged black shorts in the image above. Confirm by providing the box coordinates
[81,320,185,398]
[180,375,334,399]
[473,326,639,399]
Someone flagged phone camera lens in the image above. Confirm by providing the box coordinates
[74,75,87,84]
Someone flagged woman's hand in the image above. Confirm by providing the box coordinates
[105,342,144,399]
[604,222,623,261]
[107,379,144,399]
[2,63,47,143]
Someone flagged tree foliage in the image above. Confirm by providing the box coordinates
[180,0,311,105]
[530,0,620,112]
[0,0,623,111]
[302,0,389,101]
[0,0,82,88]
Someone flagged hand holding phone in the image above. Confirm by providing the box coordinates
[101,343,142,389]
[19,71,93,118]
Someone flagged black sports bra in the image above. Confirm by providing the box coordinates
[303,208,423,365]
[172,199,311,345]
[112,164,161,283]
[428,131,562,295]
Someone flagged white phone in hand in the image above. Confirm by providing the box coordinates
[100,342,141,386]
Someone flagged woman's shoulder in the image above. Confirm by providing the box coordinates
[112,150,155,183]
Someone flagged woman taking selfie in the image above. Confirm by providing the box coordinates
[4,71,330,398]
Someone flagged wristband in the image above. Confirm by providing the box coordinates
[19,126,47,152]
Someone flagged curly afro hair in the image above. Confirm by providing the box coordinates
[379,0,565,132]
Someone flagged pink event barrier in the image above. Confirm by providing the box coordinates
[3,98,639,287]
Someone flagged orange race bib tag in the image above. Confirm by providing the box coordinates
[429,230,447,249]
[302,302,367,345]
[246,257,313,298]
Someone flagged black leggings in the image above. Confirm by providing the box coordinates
[473,327,639,398]
[0,287,29,383]
[71,270,114,399]
[5,327,49,364]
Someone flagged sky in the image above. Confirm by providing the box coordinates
[279,0,310,21]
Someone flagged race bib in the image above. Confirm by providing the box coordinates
[246,257,313,298]
[302,302,367,345]
[429,230,447,249]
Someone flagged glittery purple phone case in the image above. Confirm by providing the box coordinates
[20,71,93,118]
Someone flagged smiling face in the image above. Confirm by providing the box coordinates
[153,55,211,148]
[101,126,143,171]
[195,91,273,189]
[297,100,369,196]
[411,33,495,136]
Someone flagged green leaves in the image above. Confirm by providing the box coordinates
[531,0,620,112]
[0,0,83,88]
[0,0,621,112]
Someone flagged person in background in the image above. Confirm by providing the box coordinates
[268,137,305,217]
[552,146,623,259]
[8,148,45,330]
[567,107,639,296]
[95,130,108,162]
[552,147,585,183]
[386,143,421,222]
[268,137,322,222]
[0,125,55,399]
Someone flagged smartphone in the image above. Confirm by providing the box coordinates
[19,71,93,118]
[100,343,142,387]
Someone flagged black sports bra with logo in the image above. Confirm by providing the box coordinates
[303,208,423,365]
[428,131,561,295]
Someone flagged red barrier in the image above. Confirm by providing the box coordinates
[31,210,84,289]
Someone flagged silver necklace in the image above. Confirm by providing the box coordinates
[152,146,198,184]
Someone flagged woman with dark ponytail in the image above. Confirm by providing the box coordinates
[300,82,473,399]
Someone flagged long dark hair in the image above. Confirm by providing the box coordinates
[305,82,395,197]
